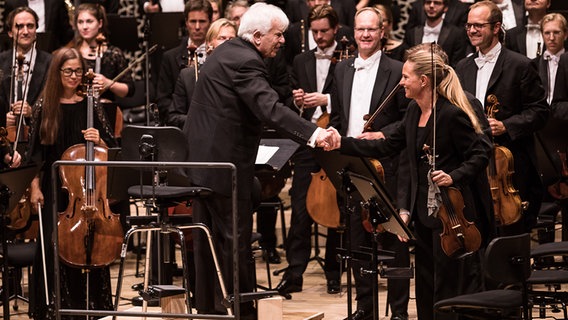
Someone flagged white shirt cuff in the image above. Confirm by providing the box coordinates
[307,127,322,148]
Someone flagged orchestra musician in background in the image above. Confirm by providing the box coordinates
[26,47,117,320]
[0,7,52,132]
[456,0,549,235]
[328,49,490,320]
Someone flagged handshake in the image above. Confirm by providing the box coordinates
[315,126,341,151]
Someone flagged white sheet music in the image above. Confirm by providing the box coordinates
[255,145,279,165]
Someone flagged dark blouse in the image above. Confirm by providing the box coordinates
[84,44,135,102]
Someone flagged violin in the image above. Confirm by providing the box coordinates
[7,52,31,145]
[423,145,481,259]
[58,69,123,268]
[485,94,524,226]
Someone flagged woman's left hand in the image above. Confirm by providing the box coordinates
[431,170,453,187]
[82,127,101,144]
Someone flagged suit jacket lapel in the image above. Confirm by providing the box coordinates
[414,27,424,46]
[322,61,336,94]
[461,54,479,95]
[305,52,318,93]
[487,50,505,93]
[438,24,450,47]
[342,58,356,122]
[369,57,390,114]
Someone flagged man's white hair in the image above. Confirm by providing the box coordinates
[238,2,289,41]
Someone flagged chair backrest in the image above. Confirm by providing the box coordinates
[484,233,531,286]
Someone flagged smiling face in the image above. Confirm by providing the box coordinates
[60,58,83,93]
[9,11,37,52]
[354,10,384,59]
[77,10,102,41]
[400,61,426,100]
[466,5,501,54]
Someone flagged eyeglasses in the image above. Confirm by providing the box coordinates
[60,68,84,77]
[464,22,494,31]
[354,27,381,34]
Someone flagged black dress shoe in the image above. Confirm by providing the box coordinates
[131,282,144,291]
[131,295,159,307]
[343,309,372,320]
[391,314,408,320]
[326,279,340,294]
[264,248,281,264]
[275,277,302,295]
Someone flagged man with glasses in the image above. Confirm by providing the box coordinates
[404,0,469,66]
[0,7,51,137]
[456,0,549,236]
[329,7,410,320]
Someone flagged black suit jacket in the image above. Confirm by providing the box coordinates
[156,37,190,124]
[551,52,568,122]
[284,0,356,27]
[404,22,468,67]
[290,48,336,121]
[341,98,490,228]
[329,53,408,136]
[4,0,73,51]
[168,66,196,129]
[184,38,317,199]
[284,20,354,67]
[0,49,51,127]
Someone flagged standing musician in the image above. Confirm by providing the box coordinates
[183,3,339,317]
[329,49,490,320]
[26,48,117,320]
[156,0,212,125]
[0,7,51,134]
[504,0,550,59]
[168,18,238,129]
[74,3,134,107]
[456,0,549,235]
[375,4,408,62]
[276,3,342,297]
[328,7,410,320]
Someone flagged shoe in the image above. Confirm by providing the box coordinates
[391,314,408,320]
[343,309,372,320]
[131,295,159,307]
[275,277,302,295]
[265,248,281,264]
[131,282,144,291]
[326,279,340,294]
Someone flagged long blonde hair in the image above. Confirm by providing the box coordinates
[406,50,482,134]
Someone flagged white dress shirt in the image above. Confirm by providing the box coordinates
[422,20,443,44]
[526,22,543,59]
[496,0,517,30]
[311,42,337,123]
[347,50,382,137]
[543,48,565,104]
[28,0,46,32]
[475,43,502,108]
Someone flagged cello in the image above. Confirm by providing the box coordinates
[485,94,524,226]
[57,69,123,268]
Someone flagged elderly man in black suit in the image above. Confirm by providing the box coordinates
[404,0,469,67]
[505,0,550,59]
[329,7,411,320]
[0,7,51,134]
[456,0,549,235]
[184,3,339,318]
[4,0,73,51]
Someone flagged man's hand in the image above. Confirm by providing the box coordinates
[293,89,305,108]
[356,131,385,140]
[488,118,506,136]
[144,1,160,13]
[4,151,21,168]
[302,92,328,109]
[316,126,340,150]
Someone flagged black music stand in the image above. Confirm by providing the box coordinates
[311,149,413,320]
[0,164,41,319]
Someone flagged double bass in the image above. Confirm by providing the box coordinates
[58,69,123,268]
[485,94,523,226]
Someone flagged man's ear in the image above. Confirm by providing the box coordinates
[253,30,262,45]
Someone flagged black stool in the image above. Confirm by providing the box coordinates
[0,241,36,312]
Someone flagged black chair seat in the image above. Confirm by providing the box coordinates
[528,269,568,285]
[0,242,36,267]
[128,185,212,201]
[435,289,523,310]
[531,241,568,259]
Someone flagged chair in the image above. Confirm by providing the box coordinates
[112,125,227,315]
[527,241,568,319]
[434,233,531,319]
[0,240,36,313]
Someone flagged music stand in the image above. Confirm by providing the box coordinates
[0,164,41,319]
[107,14,140,52]
[310,149,413,320]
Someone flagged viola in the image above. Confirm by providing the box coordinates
[57,70,123,268]
[423,145,481,259]
[485,94,523,226]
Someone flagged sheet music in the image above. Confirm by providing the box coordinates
[255,145,279,165]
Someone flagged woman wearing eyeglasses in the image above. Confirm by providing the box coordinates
[27,48,116,320]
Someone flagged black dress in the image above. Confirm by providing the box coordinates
[27,98,116,319]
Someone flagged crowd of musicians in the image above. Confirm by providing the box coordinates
[0,0,567,319]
